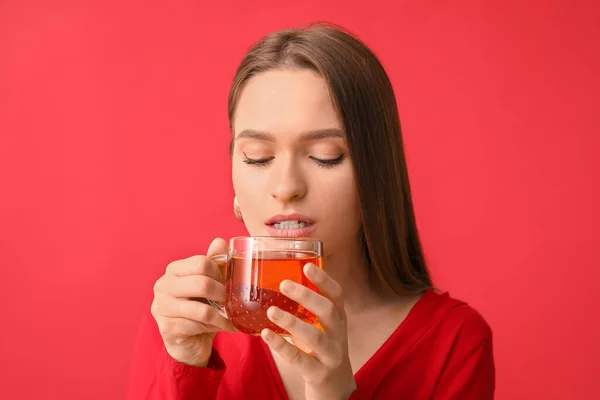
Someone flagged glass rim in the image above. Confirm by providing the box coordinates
[229,236,320,243]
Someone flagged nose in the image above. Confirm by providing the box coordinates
[269,154,307,204]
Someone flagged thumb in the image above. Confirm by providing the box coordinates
[206,238,228,283]
[207,237,228,258]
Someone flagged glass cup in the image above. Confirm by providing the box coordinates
[209,236,323,336]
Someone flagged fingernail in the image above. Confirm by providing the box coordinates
[263,329,275,341]
[305,263,318,276]
[281,280,294,294]
[269,307,283,320]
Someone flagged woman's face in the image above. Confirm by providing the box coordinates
[231,69,361,257]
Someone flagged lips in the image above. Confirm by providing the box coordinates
[272,220,309,229]
[264,213,316,237]
[265,213,315,225]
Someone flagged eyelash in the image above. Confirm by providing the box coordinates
[242,153,346,169]
[310,154,346,168]
[243,155,273,167]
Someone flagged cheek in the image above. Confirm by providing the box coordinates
[314,167,361,226]
[232,164,269,229]
[315,178,362,256]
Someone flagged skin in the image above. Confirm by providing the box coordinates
[231,69,374,311]
[151,69,420,400]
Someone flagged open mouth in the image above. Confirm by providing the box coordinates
[270,220,312,230]
[265,214,316,236]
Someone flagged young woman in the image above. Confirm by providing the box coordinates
[127,23,495,400]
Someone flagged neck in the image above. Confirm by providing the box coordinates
[323,248,398,317]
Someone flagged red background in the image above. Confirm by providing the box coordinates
[1,1,599,399]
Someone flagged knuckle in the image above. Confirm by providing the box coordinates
[330,281,342,300]
[182,256,203,275]
[282,311,295,328]
[289,349,303,365]
[310,329,326,348]
[153,278,163,294]
[270,337,284,351]
[297,286,310,303]
[322,302,337,320]
[199,258,220,280]
[150,301,160,317]
[195,303,213,323]
[161,280,178,298]
[195,256,210,273]
[197,276,214,295]
[157,318,171,335]
[154,276,175,297]
[165,260,179,274]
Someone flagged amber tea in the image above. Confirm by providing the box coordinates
[225,251,322,335]
[209,237,323,336]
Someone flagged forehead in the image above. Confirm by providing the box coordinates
[233,69,341,136]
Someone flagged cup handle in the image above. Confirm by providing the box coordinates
[207,254,229,319]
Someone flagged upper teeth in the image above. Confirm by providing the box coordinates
[274,220,308,229]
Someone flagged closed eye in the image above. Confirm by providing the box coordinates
[243,153,346,168]
[243,153,274,166]
[310,154,346,168]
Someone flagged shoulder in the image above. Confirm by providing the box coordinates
[416,289,493,344]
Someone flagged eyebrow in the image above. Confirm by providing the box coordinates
[235,129,344,142]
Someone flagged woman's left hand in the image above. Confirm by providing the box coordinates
[261,262,357,400]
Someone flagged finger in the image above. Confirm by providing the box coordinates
[303,263,342,304]
[157,316,224,340]
[206,238,229,283]
[261,328,320,373]
[267,306,340,367]
[280,279,343,337]
[157,296,235,332]
[206,237,228,258]
[159,274,226,301]
[166,255,221,281]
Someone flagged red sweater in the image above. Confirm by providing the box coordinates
[127,289,495,399]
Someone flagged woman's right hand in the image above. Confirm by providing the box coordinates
[151,238,236,367]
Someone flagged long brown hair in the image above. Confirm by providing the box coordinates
[228,22,432,295]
